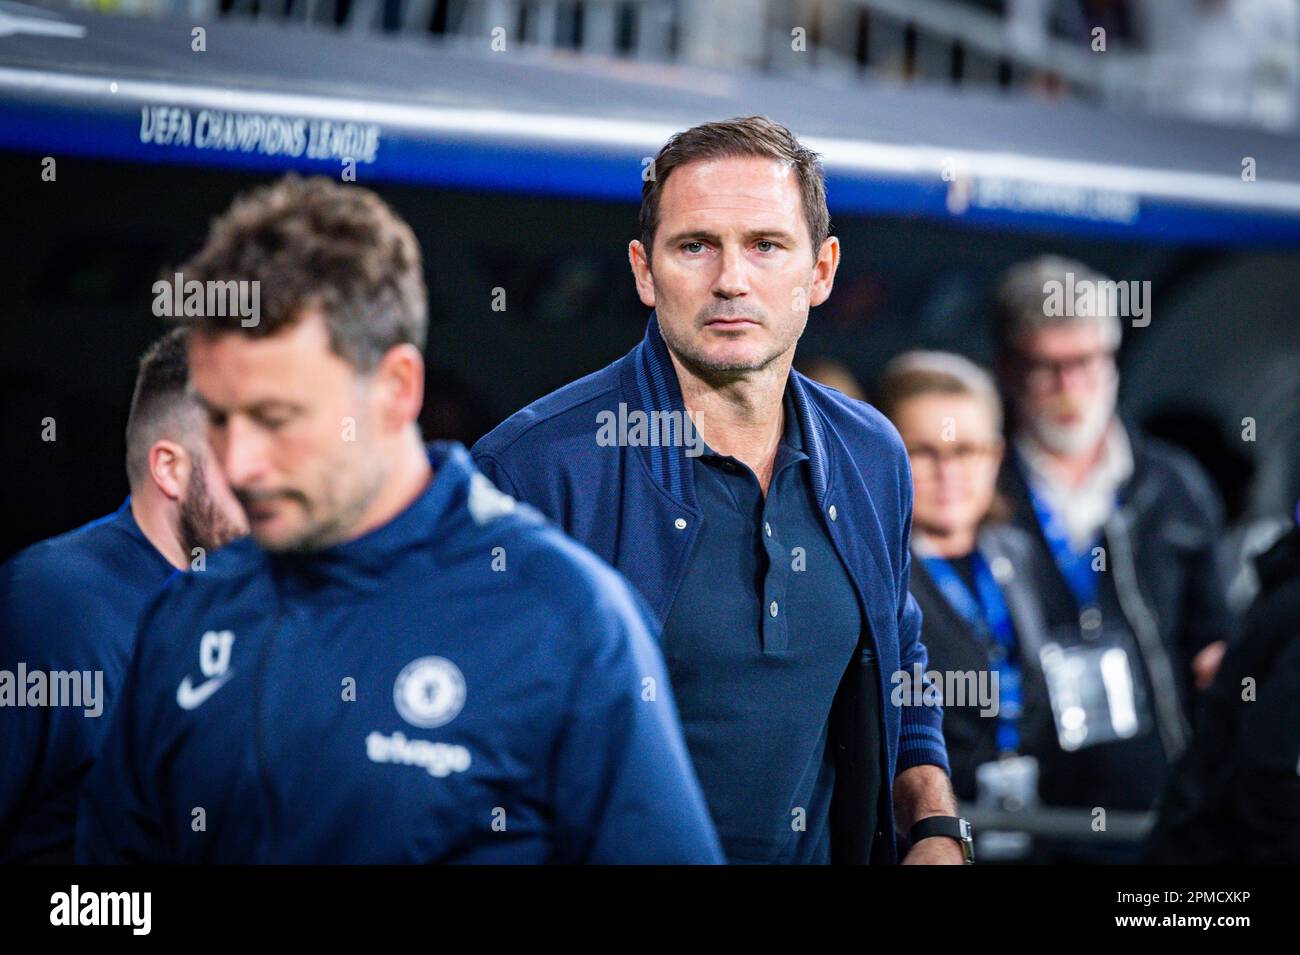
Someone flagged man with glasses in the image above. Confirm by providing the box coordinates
[993,256,1233,840]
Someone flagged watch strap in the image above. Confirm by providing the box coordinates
[909,816,975,863]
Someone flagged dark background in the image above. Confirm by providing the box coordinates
[3,149,1298,561]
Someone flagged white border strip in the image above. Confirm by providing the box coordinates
[2,65,1298,214]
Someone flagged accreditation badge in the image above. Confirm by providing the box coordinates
[1038,620,1152,751]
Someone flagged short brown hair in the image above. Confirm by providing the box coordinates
[174,175,426,371]
[639,116,829,262]
[125,328,197,487]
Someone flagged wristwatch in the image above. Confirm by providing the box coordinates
[908,816,975,864]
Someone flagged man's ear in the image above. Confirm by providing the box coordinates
[628,240,656,309]
[147,439,189,501]
[808,236,841,309]
[375,343,426,430]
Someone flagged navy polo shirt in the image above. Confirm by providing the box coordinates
[661,390,865,864]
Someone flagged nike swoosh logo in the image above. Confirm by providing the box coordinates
[176,672,234,711]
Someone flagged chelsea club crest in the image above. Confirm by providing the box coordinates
[393,656,466,729]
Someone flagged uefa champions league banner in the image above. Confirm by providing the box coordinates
[2,7,1300,247]
[5,79,1300,247]
[0,70,656,199]
[137,105,382,166]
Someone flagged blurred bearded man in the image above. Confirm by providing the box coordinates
[994,256,1234,844]
[1,328,248,862]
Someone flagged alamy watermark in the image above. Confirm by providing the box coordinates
[596,403,704,457]
[891,664,1000,717]
[1043,271,1150,327]
[50,885,150,935]
[152,271,260,327]
[0,664,103,717]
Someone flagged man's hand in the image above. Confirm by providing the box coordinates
[894,764,965,865]
[1191,640,1228,690]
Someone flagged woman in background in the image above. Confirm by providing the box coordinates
[879,351,1053,804]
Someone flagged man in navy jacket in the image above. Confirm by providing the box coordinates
[2,328,247,862]
[76,175,722,864]
[473,117,964,864]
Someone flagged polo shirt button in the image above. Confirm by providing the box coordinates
[764,522,772,537]
[674,518,687,530]
[828,504,837,522]
[769,600,779,618]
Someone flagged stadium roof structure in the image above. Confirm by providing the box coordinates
[3,1,1300,246]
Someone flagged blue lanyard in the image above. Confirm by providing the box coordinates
[922,553,1013,644]
[921,552,1022,754]
[1023,471,1103,609]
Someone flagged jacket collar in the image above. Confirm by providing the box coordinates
[113,496,176,575]
[619,312,833,511]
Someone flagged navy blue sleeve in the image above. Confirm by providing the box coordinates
[469,451,520,499]
[0,558,49,838]
[894,448,950,775]
[0,553,118,860]
[550,569,723,864]
[75,595,171,864]
[471,447,567,529]
[0,705,47,852]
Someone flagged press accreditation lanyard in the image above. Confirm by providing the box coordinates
[921,552,1022,754]
[1023,472,1104,610]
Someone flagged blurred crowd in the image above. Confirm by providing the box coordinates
[803,253,1300,862]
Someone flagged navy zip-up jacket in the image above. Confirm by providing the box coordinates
[472,315,950,863]
[0,499,174,863]
[76,443,723,864]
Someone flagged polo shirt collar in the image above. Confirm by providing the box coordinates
[621,313,832,511]
[115,496,176,575]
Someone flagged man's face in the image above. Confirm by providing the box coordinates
[894,393,1003,541]
[630,155,838,377]
[176,446,249,558]
[188,313,389,553]
[1011,322,1118,455]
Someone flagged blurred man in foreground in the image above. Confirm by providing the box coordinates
[1,329,247,862]
[994,256,1233,820]
[77,175,721,864]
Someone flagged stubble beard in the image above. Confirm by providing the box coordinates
[1026,374,1119,456]
[657,295,806,382]
[178,458,246,559]
[274,453,388,554]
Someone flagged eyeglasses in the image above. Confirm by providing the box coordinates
[906,442,1000,473]
[1016,349,1116,392]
